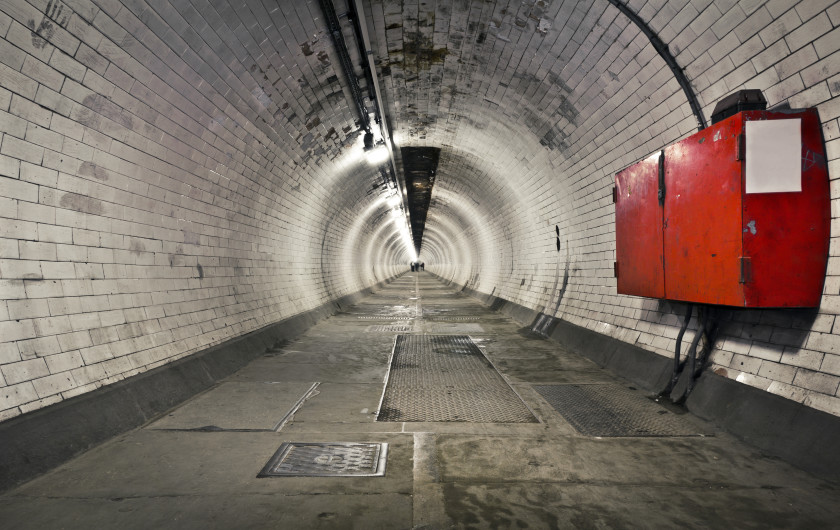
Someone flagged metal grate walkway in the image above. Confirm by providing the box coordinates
[535,384,710,437]
[377,335,537,423]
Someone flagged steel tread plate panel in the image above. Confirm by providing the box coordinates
[377,335,537,423]
[534,384,709,437]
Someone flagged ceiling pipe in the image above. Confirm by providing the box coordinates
[318,0,370,132]
[352,0,415,252]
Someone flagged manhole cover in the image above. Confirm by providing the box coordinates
[534,384,710,437]
[258,442,388,477]
[377,335,537,423]
[367,325,413,332]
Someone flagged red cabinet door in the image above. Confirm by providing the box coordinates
[663,117,745,306]
[615,153,664,299]
[741,109,830,307]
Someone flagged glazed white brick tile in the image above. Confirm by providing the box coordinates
[785,13,832,53]
[821,353,840,376]
[734,371,773,391]
[781,348,825,370]
[829,2,840,25]
[796,0,840,22]
[757,360,797,384]
[793,368,840,394]
[0,381,38,410]
[6,298,50,320]
[17,335,61,359]
[1,358,49,385]
[1,136,44,165]
[804,392,840,416]
[10,96,52,129]
[766,380,808,403]
[24,278,63,298]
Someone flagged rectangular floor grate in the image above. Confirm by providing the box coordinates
[377,335,537,423]
[428,323,485,333]
[258,442,388,477]
[356,316,413,320]
[367,325,413,332]
[534,384,710,437]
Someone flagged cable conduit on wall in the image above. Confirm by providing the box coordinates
[605,0,707,131]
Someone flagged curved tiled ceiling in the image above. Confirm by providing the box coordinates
[371,0,688,278]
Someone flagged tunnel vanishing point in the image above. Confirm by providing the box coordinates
[2,0,840,527]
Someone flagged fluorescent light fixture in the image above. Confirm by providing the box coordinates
[389,209,416,261]
[366,145,389,165]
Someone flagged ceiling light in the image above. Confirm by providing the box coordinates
[366,145,389,165]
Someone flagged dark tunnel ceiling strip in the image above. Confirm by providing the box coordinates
[401,146,441,256]
[606,0,707,131]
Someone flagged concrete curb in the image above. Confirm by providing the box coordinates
[442,276,840,484]
[0,275,400,493]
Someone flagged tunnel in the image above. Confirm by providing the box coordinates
[1,0,840,526]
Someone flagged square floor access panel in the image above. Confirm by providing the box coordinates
[376,335,537,423]
[258,442,388,477]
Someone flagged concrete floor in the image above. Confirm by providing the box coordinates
[1,273,838,529]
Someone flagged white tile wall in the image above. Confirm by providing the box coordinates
[0,0,408,420]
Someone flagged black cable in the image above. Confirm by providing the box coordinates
[318,0,370,132]
[664,304,692,396]
[605,0,707,131]
[686,307,705,395]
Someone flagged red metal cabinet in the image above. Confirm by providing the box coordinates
[614,108,829,308]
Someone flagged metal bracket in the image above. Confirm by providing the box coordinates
[736,133,745,161]
[612,186,617,203]
[614,261,619,278]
